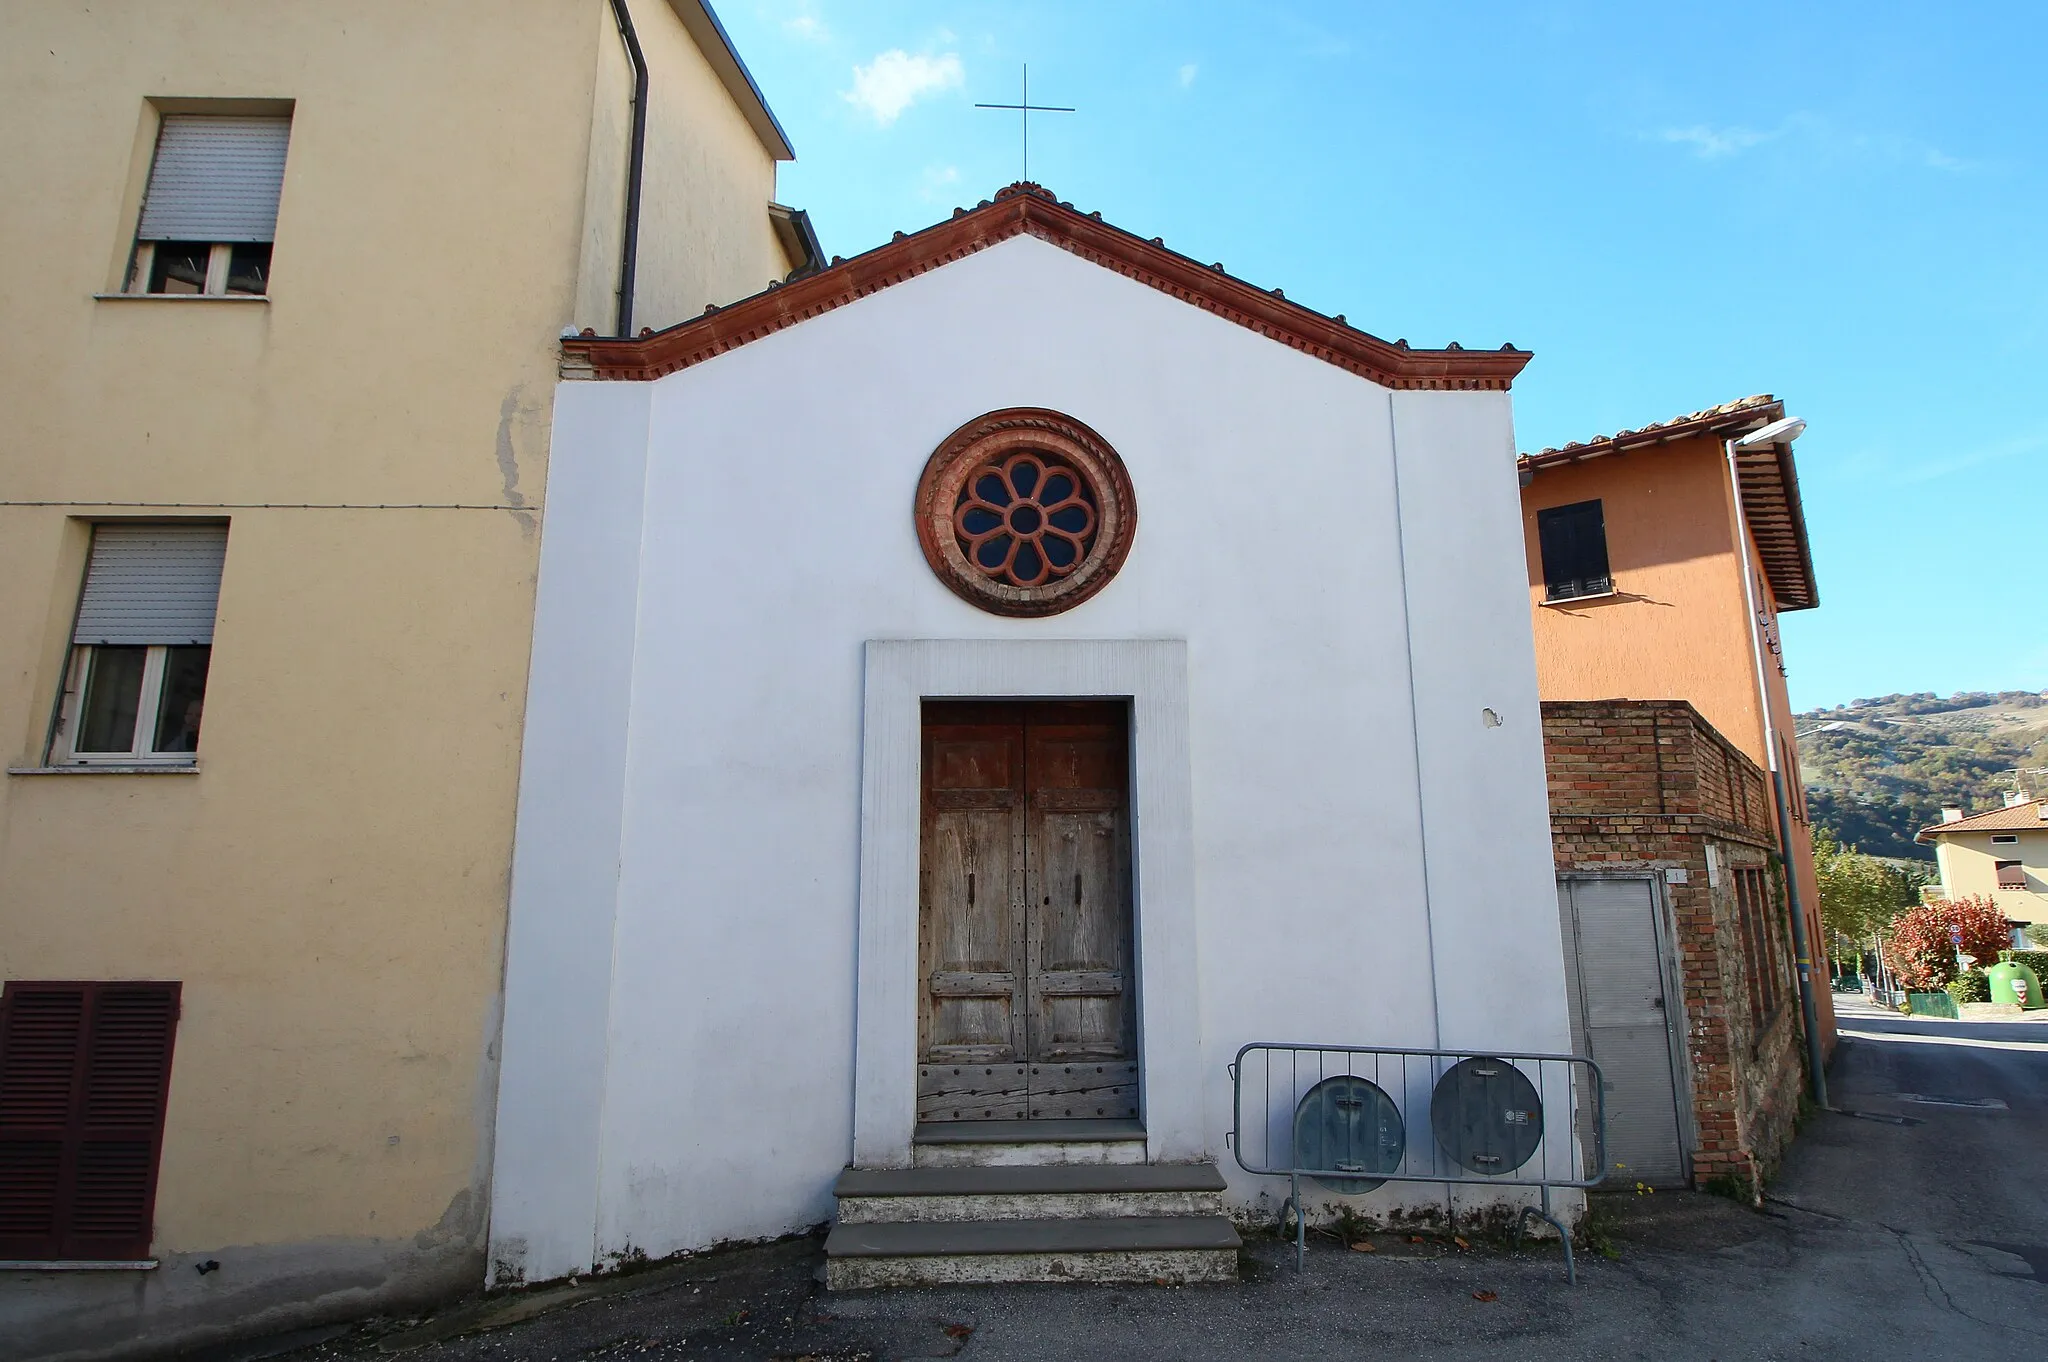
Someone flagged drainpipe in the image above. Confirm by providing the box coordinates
[607,0,649,338]
[1726,425,1828,1108]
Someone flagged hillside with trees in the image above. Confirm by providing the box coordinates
[1796,690,2048,861]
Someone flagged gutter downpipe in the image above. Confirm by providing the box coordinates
[607,0,649,338]
[1725,435,1829,1108]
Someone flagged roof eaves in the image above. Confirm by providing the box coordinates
[560,183,1534,388]
[1518,395,1822,612]
[768,202,824,279]
[669,0,795,161]
[1517,396,1783,470]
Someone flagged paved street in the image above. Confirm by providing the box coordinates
[263,1000,2048,1362]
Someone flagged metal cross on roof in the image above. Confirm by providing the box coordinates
[974,64,1074,182]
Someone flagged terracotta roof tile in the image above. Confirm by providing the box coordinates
[1917,799,2048,842]
[1526,394,1779,459]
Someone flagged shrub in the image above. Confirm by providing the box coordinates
[1945,895,2016,963]
[1883,904,1961,988]
[1946,969,1990,1004]
[1884,896,2013,988]
[2012,949,2048,979]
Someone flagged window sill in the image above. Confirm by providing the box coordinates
[8,764,200,776]
[1540,590,1619,607]
[0,1260,158,1272]
[92,292,268,304]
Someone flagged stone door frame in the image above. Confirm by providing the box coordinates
[853,639,1200,1168]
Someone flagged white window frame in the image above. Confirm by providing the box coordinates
[53,644,203,767]
[1990,834,2019,845]
[126,242,263,297]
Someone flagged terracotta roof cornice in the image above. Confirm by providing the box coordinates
[560,183,1533,389]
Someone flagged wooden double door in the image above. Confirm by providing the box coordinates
[918,701,1137,1123]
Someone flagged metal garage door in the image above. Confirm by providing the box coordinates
[1558,877,1687,1186]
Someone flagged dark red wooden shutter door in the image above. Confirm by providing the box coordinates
[0,982,179,1261]
[69,985,180,1259]
[0,986,87,1259]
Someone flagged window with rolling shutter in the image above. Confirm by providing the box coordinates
[74,524,227,647]
[0,982,180,1262]
[126,113,290,297]
[1536,499,1612,602]
[54,524,226,766]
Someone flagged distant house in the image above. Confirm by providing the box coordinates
[1918,796,2048,942]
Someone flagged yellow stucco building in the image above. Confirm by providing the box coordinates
[0,4,811,1357]
[1919,797,2048,934]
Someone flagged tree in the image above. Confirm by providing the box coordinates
[1881,894,2012,989]
[1813,830,1924,955]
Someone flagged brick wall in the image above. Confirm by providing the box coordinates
[1543,699,1804,1192]
[1542,699,1771,834]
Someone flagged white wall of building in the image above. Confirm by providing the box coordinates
[489,234,1571,1282]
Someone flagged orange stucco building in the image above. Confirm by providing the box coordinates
[1520,394,1835,1055]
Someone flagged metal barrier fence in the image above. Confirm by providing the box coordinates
[1228,1043,1606,1283]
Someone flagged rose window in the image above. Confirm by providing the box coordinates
[953,453,1099,588]
[915,408,1137,617]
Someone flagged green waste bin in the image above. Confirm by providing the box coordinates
[1987,952,2044,1009]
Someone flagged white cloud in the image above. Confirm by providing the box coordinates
[1650,115,1981,173]
[782,13,828,43]
[1178,62,1198,88]
[1657,124,1779,159]
[919,163,962,202]
[844,50,964,125]
[1893,431,2047,485]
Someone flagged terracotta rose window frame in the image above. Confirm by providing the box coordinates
[914,408,1137,618]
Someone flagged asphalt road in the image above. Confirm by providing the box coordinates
[260,998,2048,1362]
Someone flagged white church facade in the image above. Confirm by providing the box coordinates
[485,185,1575,1287]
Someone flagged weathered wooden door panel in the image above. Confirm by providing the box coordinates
[919,702,1136,1123]
[923,807,1023,1059]
[918,714,1027,1119]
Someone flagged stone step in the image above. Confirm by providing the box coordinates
[834,1162,1227,1224]
[823,1215,1242,1288]
[910,1118,1148,1168]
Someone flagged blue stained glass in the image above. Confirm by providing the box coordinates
[1047,505,1089,533]
[1010,461,1039,496]
[960,507,1002,535]
[977,535,1012,569]
[975,474,1011,505]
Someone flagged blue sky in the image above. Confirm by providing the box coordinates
[717,2,2047,711]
